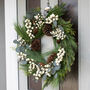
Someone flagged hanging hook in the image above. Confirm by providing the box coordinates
[47,0,50,7]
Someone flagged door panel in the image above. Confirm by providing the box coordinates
[26,0,40,13]
[28,76,42,90]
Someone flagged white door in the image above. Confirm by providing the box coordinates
[4,0,90,90]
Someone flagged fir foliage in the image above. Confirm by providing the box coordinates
[47,3,65,17]
[14,24,32,43]
[26,50,46,64]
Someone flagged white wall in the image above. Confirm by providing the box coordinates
[0,0,6,90]
[78,0,90,90]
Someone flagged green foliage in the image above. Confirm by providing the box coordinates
[35,27,44,39]
[47,3,65,17]
[58,18,75,36]
[26,50,46,64]
[14,24,32,43]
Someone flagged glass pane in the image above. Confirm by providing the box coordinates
[26,0,40,13]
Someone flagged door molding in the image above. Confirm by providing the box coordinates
[5,0,18,90]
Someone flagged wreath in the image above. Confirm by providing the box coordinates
[13,3,77,89]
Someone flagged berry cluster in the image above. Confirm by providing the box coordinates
[55,48,65,65]
[25,19,35,39]
[45,14,58,24]
[50,28,66,40]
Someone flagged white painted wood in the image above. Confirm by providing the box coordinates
[78,0,90,90]
[0,0,6,90]
[41,36,59,90]
[41,1,59,89]
[41,36,55,58]
[17,0,28,90]
[4,0,18,90]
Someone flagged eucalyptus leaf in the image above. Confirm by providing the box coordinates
[43,74,47,80]
[16,47,21,53]
[26,44,31,50]
[20,46,25,52]
[48,68,51,72]
[13,40,19,44]
[54,73,58,79]
[58,25,64,31]
[53,61,57,66]
[51,68,56,75]
[54,65,60,71]
[20,61,27,65]
[44,11,48,17]
[16,46,25,53]
[53,21,57,27]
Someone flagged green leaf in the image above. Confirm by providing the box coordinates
[26,50,46,64]
[35,28,44,39]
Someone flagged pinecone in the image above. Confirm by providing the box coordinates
[33,28,38,35]
[57,40,60,43]
[42,24,52,36]
[39,63,45,66]
[47,53,57,63]
[31,39,41,51]
[32,20,35,24]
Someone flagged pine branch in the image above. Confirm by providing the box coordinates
[26,50,46,64]
[14,24,31,43]
[47,3,66,17]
